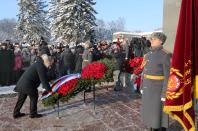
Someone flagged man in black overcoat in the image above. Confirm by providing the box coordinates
[74,45,83,73]
[13,49,52,119]
[0,43,14,86]
[59,46,74,76]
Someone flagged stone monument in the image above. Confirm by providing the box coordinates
[163,0,181,53]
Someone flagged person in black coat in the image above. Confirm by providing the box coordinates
[111,45,125,91]
[13,52,52,119]
[59,46,74,76]
[0,43,14,86]
[74,45,83,73]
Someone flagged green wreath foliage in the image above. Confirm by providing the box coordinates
[42,58,114,107]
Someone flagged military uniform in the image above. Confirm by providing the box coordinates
[141,45,171,129]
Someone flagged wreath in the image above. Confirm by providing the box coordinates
[41,58,114,107]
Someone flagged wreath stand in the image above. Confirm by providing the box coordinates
[53,97,61,119]
[83,84,96,111]
[53,84,96,119]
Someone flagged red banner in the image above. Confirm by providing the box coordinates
[194,0,198,99]
[163,0,197,131]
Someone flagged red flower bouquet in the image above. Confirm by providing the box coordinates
[129,57,144,75]
[134,75,142,88]
[133,66,143,75]
[57,78,79,95]
[129,57,143,68]
[81,62,108,79]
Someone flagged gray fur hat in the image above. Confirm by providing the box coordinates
[151,32,167,44]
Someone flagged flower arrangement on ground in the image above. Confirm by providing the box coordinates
[41,58,114,107]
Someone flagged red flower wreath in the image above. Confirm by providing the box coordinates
[81,61,108,79]
[57,78,79,95]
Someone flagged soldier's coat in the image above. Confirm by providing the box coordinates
[141,45,171,128]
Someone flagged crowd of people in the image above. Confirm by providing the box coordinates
[0,37,141,119]
[0,37,150,87]
[0,32,173,131]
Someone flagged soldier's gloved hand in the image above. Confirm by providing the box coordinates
[161,98,166,102]
[140,90,143,94]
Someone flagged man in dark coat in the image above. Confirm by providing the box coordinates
[121,39,134,92]
[111,44,125,91]
[74,45,83,73]
[141,32,171,131]
[0,43,14,86]
[60,46,74,76]
[13,50,52,119]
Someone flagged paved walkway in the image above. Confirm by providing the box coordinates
[0,85,193,131]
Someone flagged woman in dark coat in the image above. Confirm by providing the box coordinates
[13,52,52,119]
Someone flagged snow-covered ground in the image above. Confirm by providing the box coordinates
[0,85,15,95]
[0,85,43,96]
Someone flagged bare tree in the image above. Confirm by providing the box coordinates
[0,19,17,41]
[94,17,126,42]
[108,17,125,33]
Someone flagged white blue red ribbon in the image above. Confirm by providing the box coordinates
[41,73,81,100]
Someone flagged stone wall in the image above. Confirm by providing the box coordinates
[163,0,181,53]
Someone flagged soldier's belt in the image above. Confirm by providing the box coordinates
[144,74,165,80]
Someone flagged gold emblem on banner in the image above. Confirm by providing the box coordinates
[166,68,184,100]
[166,60,192,100]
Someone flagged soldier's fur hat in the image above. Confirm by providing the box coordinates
[151,32,167,44]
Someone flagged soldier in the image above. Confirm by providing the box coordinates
[141,32,171,131]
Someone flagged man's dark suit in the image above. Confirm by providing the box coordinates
[13,57,51,117]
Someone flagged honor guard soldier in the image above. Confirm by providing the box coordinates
[141,32,171,131]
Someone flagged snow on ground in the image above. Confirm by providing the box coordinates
[0,85,15,95]
[0,85,43,95]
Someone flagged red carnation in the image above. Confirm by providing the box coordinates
[133,67,143,75]
[57,78,79,95]
[81,62,108,79]
[128,57,144,75]
[129,57,143,68]
[135,76,142,88]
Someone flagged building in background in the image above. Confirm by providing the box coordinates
[112,30,162,42]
